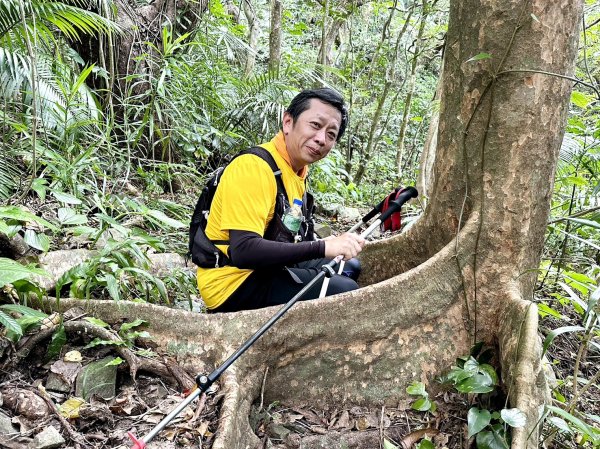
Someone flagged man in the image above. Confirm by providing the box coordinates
[197,88,365,312]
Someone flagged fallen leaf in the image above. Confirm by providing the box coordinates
[59,397,85,419]
[400,428,440,448]
[334,410,352,430]
[64,350,82,362]
[50,360,81,384]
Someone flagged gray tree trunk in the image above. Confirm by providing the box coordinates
[43,1,583,448]
[268,0,282,72]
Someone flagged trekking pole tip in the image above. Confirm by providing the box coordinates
[128,431,146,449]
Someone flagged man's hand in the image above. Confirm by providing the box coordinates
[323,233,365,261]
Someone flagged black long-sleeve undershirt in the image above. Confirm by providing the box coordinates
[228,230,325,269]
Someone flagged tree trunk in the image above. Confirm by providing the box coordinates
[42,1,582,448]
[395,0,429,179]
[268,0,282,72]
[242,0,258,78]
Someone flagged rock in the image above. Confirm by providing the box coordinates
[336,206,361,222]
[0,411,18,436]
[45,373,71,394]
[75,357,117,400]
[30,426,65,449]
[26,249,94,291]
[1,388,50,420]
[148,253,192,277]
[267,423,291,440]
[313,222,332,238]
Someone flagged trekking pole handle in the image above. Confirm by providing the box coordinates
[360,187,418,239]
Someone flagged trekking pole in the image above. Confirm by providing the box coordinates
[128,256,348,448]
[319,186,418,298]
[128,187,418,449]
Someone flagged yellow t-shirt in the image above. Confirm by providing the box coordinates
[197,133,307,309]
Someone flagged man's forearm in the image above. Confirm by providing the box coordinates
[228,230,325,269]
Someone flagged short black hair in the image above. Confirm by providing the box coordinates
[285,88,348,141]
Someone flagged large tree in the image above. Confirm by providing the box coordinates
[45,1,582,448]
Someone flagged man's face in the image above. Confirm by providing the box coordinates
[282,99,342,173]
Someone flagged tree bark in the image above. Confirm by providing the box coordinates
[242,0,259,78]
[268,0,282,72]
[396,0,429,179]
[39,1,582,448]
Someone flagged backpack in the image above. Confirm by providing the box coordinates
[188,147,316,268]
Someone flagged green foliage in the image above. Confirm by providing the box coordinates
[0,303,47,341]
[406,381,437,413]
[83,318,151,350]
[436,344,526,448]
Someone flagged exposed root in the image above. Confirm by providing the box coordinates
[12,319,194,391]
[32,386,87,449]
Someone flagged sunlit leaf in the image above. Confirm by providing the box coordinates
[466,52,492,63]
[23,229,50,252]
[84,317,110,328]
[548,416,571,433]
[52,190,82,205]
[147,209,186,229]
[542,326,586,356]
[0,257,48,287]
[500,408,526,428]
[571,91,593,109]
[58,208,88,225]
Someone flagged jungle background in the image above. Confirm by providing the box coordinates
[0,0,599,448]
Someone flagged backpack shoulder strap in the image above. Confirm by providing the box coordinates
[238,146,288,202]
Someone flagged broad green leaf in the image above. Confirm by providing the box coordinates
[412,397,432,412]
[571,91,593,109]
[0,220,20,237]
[479,364,499,385]
[83,337,124,349]
[119,319,146,333]
[542,326,586,356]
[383,439,398,449]
[0,258,49,287]
[476,429,509,449]
[84,317,110,328]
[468,407,491,438]
[537,303,563,319]
[52,190,82,205]
[103,274,120,301]
[548,416,571,433]
[456,373,494,394]
[23,229,50,252]
[0,310,22,339]
[147,209,185,229]
[0,206,57,230]
[565,175,587,186]
[547,405,596,438]
[466,52,492,63]
[58,208,88,225]
[68,226,97,236]
[415,439,434,449]
[47,325,67,360]
[406,381,427,396]
[104,357,124,366]
[31,178,48,201]
[501,408,526,428]
[0,304,46,318]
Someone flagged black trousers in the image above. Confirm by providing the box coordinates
[211,258,360,313]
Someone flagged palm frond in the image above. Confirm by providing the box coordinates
[0,0,120,49]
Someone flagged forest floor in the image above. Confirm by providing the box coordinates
[0,212,597,448]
